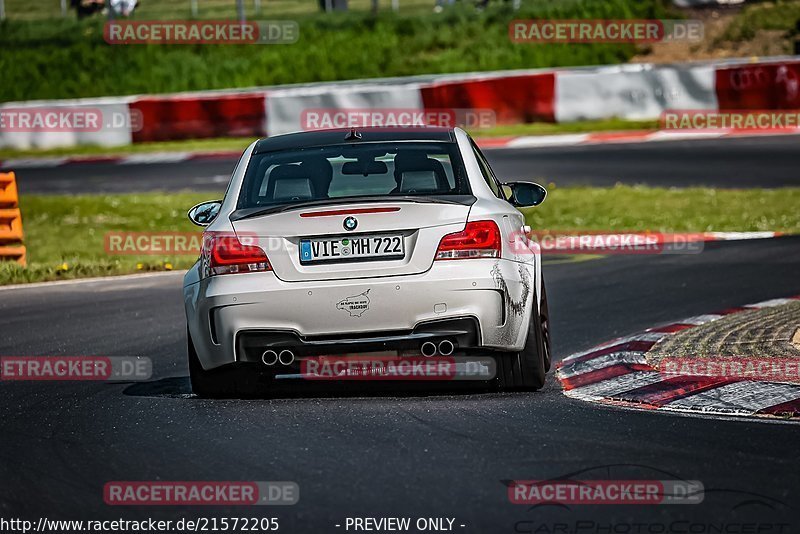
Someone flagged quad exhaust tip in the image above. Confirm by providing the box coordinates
[278,350,295,366]
[438,339,455,356]
[420,341,437,357]
[261,350,278,366]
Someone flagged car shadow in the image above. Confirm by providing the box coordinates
[121,375,502,400]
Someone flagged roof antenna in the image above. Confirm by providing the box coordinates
[344,127,362,141]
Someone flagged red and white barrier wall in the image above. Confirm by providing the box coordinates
[131,92,267,143]
[266,82,426,136]
[1,56,799,149]
[554,63,717,122]
[0,97,136,149]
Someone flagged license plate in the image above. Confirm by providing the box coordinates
[300,234,404,263]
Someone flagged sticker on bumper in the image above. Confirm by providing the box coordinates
[336,289,371,317]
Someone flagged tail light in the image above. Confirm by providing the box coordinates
[435,220,501,260]
[203,232,271,276]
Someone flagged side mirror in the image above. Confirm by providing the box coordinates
[503,181,547,207]
[188,200,222,227]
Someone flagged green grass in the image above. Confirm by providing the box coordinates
[522,185,800,233]
[2,185,797,285]
[473,118,658,137]
[0,0,671,103]
[721,0,800,42]
[1,192,209,285]
[0,118,659,159]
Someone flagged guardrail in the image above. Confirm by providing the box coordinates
[1,56,799,149]
[0,172,26,266]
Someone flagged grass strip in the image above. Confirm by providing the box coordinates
[2,185,797,285]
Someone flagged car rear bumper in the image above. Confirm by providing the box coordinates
[184,259,536,371]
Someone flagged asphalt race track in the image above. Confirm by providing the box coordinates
[2,236,799,530]
[10,134,800,194]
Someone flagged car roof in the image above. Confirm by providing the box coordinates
[253,127,456,154]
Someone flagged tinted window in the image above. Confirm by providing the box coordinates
[238,142,470,209]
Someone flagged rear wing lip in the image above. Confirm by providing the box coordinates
[229,195,477,222]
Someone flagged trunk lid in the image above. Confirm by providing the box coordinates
[231,200,471,282]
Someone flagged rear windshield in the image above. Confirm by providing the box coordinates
[237,142,470,210]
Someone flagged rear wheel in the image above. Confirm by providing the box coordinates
[188,327,260,398]
[540,282,552,372]
[498,287,548,391]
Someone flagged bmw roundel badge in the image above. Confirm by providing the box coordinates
[343,216,358,231]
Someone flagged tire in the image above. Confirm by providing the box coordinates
[187,327,260,398]
[497,287,548,391]
[540,282,552,373]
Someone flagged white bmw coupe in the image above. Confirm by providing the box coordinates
[184,127,551,397]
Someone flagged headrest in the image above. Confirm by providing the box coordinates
[393,152,448,193]
[400,171,439,193]
[270,164,313,200]
[270,164,307,181]
[273,178,313,200]
[393,152,436,169]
